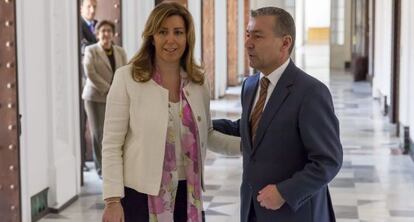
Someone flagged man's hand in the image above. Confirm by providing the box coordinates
[257,184,286,210]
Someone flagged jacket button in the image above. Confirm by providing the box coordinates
[197,116,201,122]
[185,91,189,96]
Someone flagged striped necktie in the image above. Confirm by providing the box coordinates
[250,77,270,143]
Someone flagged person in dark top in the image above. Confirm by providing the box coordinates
[82,20,127,178]
[79,0,98,173]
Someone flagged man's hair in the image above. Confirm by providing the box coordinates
[81,0,96,4]
[95,20,115,34]
[251,7,296,54]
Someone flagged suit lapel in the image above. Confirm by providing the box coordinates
[242,74,260,152]
[113,47,123,70]
[251,61,297,154]
[81,19,97,43]
[96,45,113,71]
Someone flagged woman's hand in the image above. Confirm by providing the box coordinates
[102,200,124,222]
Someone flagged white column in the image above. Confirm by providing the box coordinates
[122,0,155,59]
[188,0,202,64]
[372,0,392,100]
[215,0,228,98]
[16,0,80,219]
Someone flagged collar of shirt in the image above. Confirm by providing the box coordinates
[82,17,94,27]
[250,58,291,114]
[259,58,290,87]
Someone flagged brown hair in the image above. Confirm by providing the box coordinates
[251,7,296,54]
[95,20,116,35]
[129,2,204,84]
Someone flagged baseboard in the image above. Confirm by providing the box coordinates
[32,191,78,221]
[31,188,49,222]
[49,195,79,214]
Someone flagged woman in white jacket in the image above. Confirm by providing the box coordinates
[101,2,239,222]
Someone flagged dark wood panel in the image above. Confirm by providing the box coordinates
[94,0,122,46]
[0,0,22,221]
[390,0,401,126]
[227,0,239,86]
[77,0,123,185]
[202,0,215,97]
[156,0,188,7]
[244,0,250,76]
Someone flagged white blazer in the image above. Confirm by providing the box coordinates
[102,64,240,199]
[82,43,128,103]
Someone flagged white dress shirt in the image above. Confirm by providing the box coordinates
[251,59,290,112]
[169,102,186,180]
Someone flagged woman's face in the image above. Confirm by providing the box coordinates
[97,24,114,46]
[153,15,187,66]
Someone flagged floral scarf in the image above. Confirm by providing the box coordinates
[147,70,203,222]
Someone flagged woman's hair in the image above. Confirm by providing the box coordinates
[129,2,204,84]
[95,20,115,34]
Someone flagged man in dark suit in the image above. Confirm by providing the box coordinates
[213,7,343,222]
[80,0,98,57]
[79,0,98,173]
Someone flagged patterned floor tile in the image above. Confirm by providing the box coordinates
[39,44,414,222]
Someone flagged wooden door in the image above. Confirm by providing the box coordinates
[0,0,22,221]
[227,0,239,86]
[202,0,215,97]
[156,0,187,7]
[94,0,123,46]
[351,0,369,81]
[390,0,401,126]
[244,0,250,76]
[77,0,123,185]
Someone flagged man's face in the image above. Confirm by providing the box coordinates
[81,0,97,21]
[245,16,286,75]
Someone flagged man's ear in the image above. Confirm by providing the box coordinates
[282,35,293,52]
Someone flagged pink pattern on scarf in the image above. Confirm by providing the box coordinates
[147,70,203,222]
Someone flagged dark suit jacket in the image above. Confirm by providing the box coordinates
[80,18,98,56]
[213,60,342,222]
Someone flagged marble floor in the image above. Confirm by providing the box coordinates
[40,45,414,222]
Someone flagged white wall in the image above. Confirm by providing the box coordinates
[252,0,285,8]
[399,0,414,138]
[122,0,154,59]
[250,0,295,63]
[330,0,352,69]
[251,0,295,18]
[215,0,228,98]
[304,0,330,29]
[372,0,392,101]
[16,0,80,221]
[188,0,202,64]
[295,0,305,48]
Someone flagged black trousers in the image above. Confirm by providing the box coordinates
[121,181,205,222]
[248,200,258,222]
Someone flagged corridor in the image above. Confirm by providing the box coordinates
[38,44,414,222]
[2,0,414,221]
